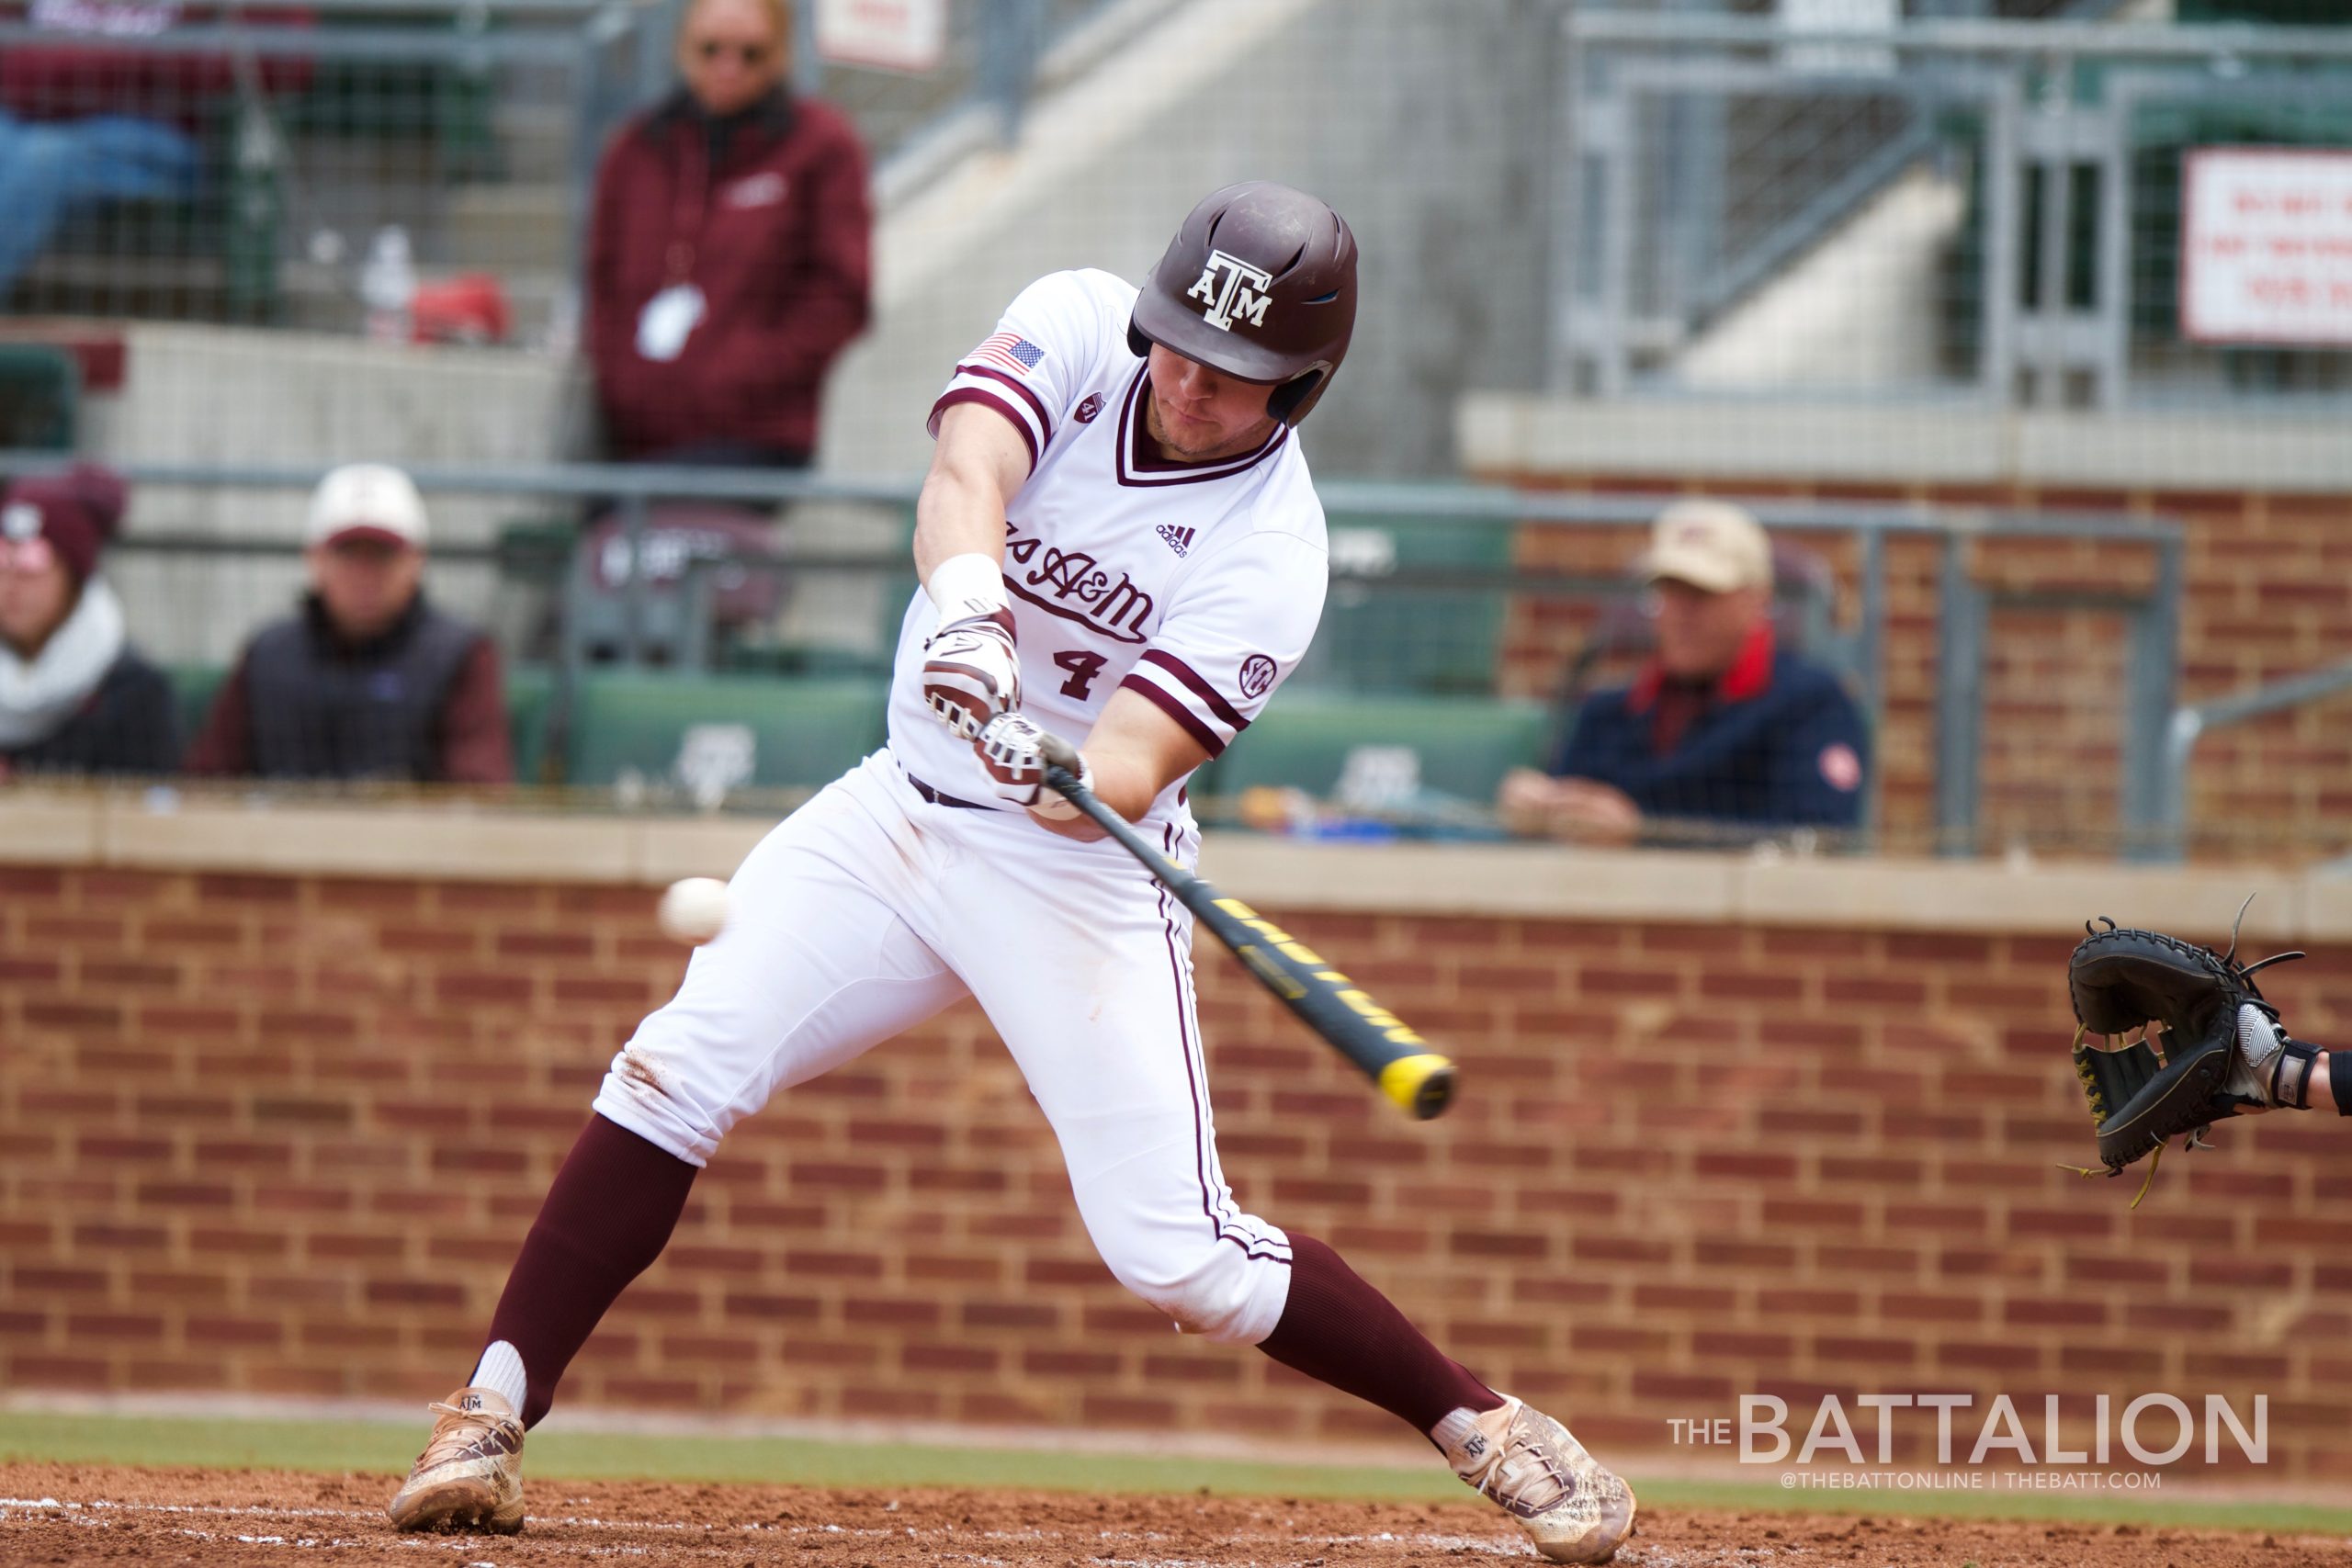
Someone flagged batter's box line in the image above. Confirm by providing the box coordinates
[5,1495,1555,1560]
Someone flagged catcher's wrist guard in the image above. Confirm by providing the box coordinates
[2274,1038,2324,1111]
[2064,912,2305,1205]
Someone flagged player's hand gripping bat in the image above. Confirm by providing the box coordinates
[1035,733,1456,1121]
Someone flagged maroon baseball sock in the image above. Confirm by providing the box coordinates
[483,1112,697,1427]
[1257,1232,1503,1440]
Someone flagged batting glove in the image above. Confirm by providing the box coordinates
[921,609,1020,739]
[973,711,1089,821]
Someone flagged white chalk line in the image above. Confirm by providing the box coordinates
[0,1505,1793,1568]
[0,1493,1555,1559]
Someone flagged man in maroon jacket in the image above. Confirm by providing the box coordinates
[585,0,872,467]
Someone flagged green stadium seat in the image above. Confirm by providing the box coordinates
[1287,512,1516,696]
[1193,694,1552,808]
[564,671,889,793]
[167,663,227,746]
[0,344,81,451]
[504,664,556,784]
[169,661,563,784]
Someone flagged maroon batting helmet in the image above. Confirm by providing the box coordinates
[1126,182,1358,426]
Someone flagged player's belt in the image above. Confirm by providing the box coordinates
[905,773,993,811]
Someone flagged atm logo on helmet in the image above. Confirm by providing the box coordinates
[1186,249,1274,332]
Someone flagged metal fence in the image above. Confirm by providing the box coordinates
[20,4,2346,488]
[0,1,625,338]
[1558,11,2352,408]
[0,452,2210,861]
[0,0,1127,340]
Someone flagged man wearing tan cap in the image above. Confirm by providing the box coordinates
[1498,500,1866,845]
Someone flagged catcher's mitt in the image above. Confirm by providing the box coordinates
[2066,908,2314,1204]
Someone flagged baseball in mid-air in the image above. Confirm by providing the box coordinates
[656,877,730,945]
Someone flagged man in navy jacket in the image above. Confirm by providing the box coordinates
[1498,500,1867,845]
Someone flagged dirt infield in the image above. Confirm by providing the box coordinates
[6,1462,2351,1568]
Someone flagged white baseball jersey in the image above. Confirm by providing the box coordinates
[886,267,1330,828]
[593,268,1336,1354]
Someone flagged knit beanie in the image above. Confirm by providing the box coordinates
[0,462,130,585]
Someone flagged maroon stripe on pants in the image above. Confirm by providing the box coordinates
[1153,849,1287,1263]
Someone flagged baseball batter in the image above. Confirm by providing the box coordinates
[387,183,1634,1563]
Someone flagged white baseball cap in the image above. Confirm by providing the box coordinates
[306,462,428,550]
[1639,499,1771,594]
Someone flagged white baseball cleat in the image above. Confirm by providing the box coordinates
[387,1386,526,1534]
[1436,1395,1636,1563]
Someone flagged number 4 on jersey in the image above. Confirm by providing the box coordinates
[1053,649,1107,699]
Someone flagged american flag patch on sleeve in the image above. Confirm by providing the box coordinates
[973,332,1047,377]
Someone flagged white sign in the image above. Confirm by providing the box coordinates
[814,0,946,74]
[2180,147,2352,346]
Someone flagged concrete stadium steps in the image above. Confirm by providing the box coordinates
[440,180,578,284]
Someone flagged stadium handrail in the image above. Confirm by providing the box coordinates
[1566,12,2352,62]
[0,454,2187,859]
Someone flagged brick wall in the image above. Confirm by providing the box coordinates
[1495,478,2352,860]
[6,863,2352,1478]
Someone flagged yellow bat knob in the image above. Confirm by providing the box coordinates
[1379,1054,1457,1120]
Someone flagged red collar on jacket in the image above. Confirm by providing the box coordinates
[1625,618,1776,715]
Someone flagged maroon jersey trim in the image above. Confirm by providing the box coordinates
[1115,366,1288,489]
[929,387,1037,472]
[1137,649,1249,732]
[1121,672,1226,757]
[951,361,1057,451]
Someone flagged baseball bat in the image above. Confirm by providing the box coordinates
[1041,756,1457,1121]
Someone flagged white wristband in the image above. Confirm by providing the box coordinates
[926,552,1009,625]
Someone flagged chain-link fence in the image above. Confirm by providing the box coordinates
[5,0,2351,867]
[10,456,2257,863]
[0,0,1131,344]
[1560,8,2352,409]
[0,2,629,339]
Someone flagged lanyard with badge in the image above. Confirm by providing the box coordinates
[636,125,713,362]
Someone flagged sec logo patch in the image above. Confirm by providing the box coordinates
[1074,392,1105,424]
[1238,654,1277,700]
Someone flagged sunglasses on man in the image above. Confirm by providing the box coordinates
[695,39,772,63]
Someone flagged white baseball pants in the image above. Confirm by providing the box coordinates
[592,750,1293,1344]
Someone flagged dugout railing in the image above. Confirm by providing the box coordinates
[0,454,2188,862]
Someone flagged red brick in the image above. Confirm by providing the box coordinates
[784,1249,886,1280]
[186,1315,285,1347]
[496,931,596,960]
[194,874,298,905]
[12,844,2352,1473]
[24,1000,127,1032]
[1082,1393,1176,1427]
